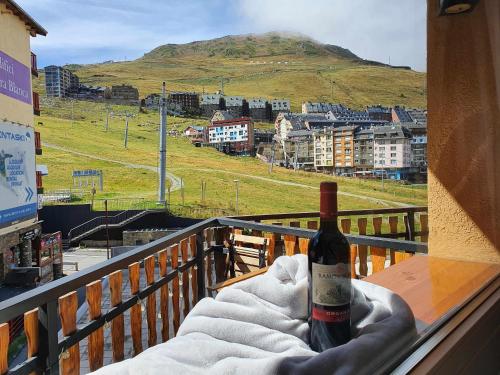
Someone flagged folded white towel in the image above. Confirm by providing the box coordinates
[92,254,416,375]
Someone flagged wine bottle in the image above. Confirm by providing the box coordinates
[308,182,351,352]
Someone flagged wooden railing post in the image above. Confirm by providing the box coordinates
[158,250,170,342]
[86,281,104,372]
[128,262,142,356]
[307,221,318,230]
[0,323,8,375]
[24,308,39,375]
[264,232,276,264]
[170,245,181,335]
[144,256,157,347]
[420,214,429,242]
[59,292,79,375]
[405,210,416,241]
[341,218,357,279]
[388,216,398,265]
[371,217,386,273]
[204,229,214,297]
[108,271,124,362]
[180,239,190,319]
[357,218,368,277]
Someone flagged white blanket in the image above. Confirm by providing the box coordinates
[93,255,416,375]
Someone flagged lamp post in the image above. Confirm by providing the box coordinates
[233,179,239,215]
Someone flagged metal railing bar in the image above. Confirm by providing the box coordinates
[232,206,428,221]
[58,268,178,351]
[6,356,39,375]
[0,218,216,323]
[217,218,428,253]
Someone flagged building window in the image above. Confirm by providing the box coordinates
[391,153,396,157]
[391,160,397,165]
[391,146,397,151]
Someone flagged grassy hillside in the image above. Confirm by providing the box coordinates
[34,33,426,110]
[37,100,427,218]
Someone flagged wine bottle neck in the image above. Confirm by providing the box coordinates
[319,217,339,231]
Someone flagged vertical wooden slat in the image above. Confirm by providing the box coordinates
[284,234,297,256]
[298,237,309,255]
[109,270,124,362]
[388,216,399,265]
[128,262,142,356]
[144,256,157,347]
[86,280,104,372]
[204,229,214,297]
[180,239,190,319]
[264,233,276,264]
[59,291,80,375]
[158,250,170,342]
[24,308,38,375]
[341,218,357,279]
[189,235,198,306]
[420,214,429,242]
[170,244,181,335]
[371,217,386,273]
[289,221,300,228]
[357,218,368,277]
[271,222,282,226]
[307,221,318,230]
[0,323,8,375]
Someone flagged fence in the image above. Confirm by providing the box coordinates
[0,208,427,374]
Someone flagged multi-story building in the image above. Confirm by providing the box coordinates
[406,108,427,124]
[111,84,139,101]
[326,108,370,122]
[248,98,267,121]
[332,126,357,175]
[205,117,254,156]
[282,130,314,170]
[405,122,427,168]
[275,112,334,141]
[313,128,335,172]
[169,91,199,111]
[200,93,222,117]
[392,105,413,123]
[44,65,79,98]
[225,96,243,117]
[366,105,392,122]
[0,0,48,284]
[302,102,346,114]
[353,128,375,171]
[271,98,290,120]
[373,125,412,179]
[210,110,234,123]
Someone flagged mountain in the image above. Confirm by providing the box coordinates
[34,33,426,110]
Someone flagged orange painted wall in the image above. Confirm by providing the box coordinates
[427,0,499,263]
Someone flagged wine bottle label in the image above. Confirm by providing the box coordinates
[312,262,351,306]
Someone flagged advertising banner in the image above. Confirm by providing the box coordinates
[0,50,32,105]
[0,121,37,227]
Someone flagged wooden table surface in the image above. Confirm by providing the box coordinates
[364,255,499,333]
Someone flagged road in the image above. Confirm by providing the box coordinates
[44,142,413,208]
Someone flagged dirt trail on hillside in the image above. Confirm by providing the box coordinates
[43,142,182,191]
[44,143,413,208]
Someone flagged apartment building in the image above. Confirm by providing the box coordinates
[225,96,243,117]
[353,128,375,171]
[333,126,357,174]
[205,117,254,155]
[44,65,79,98]
[111,84,139,101]
[302,102,346,114]
[248,98,268,121]
[200,93,222,117]
[373,125,412,171]
[0,0,47,284]
[313,128,335,171]
[366,105,392,122]
[169,91,199,111]
[406,122,428,168]
[406,108,427,124]
[271,98,290,120]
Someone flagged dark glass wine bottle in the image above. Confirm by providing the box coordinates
[308,182,351,352]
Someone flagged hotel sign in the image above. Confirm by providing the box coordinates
[0,50,32,105]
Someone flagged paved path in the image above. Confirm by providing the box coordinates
[43,142,182,191]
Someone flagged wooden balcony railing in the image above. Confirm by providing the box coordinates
[0,209,428,375]
[35,131,42,155]
[36,171,43,194]
[33,92,40,116]
[31,52,38,77]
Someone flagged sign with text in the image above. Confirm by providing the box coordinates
[72,169,101,177]
[0,50,32,105]
[0,121,37,227]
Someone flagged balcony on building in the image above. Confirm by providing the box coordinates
[33,91,40,116]
[31,52,38,77]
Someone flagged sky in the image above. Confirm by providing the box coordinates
[18,0,427,71]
